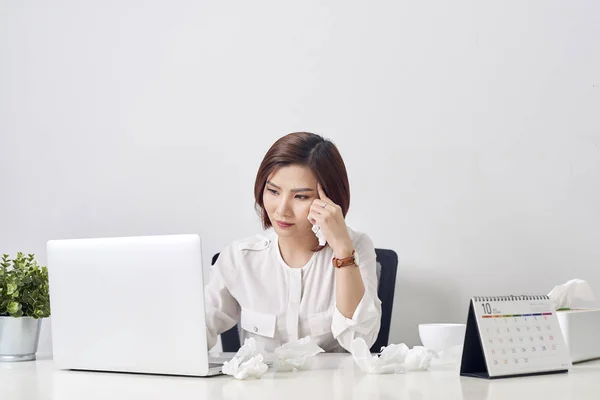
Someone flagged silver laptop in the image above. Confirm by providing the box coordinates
[47,234,228,377]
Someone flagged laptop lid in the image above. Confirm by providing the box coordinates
[47,234,212,376]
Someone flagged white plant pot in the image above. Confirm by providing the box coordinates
[0,316,42,362]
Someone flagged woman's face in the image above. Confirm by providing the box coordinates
[263,164,318,238]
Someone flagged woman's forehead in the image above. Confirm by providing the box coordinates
[267,165,317,188]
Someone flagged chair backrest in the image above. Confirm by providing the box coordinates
[371,248,398,352]
[211,247,398,353]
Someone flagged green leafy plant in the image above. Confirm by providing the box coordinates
[0,253,51,318]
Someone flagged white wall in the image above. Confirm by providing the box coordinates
[1,1,599,357]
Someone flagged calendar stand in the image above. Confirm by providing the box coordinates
[460,301,489,378]
[460,295,571,379]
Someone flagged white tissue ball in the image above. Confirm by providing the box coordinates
[418,323,466,352]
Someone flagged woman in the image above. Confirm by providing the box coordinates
[205,132,381,352]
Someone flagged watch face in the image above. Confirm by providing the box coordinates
[354,251,360,266]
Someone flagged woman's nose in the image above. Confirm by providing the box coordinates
[276,196,292,216]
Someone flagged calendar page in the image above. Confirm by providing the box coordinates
[472,296,571,377]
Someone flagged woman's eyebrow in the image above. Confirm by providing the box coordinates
[291,188,314,193]
[266,181,314,193]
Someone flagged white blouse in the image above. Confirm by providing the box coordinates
[204,227,382,353]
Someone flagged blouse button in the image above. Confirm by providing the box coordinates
[254,327,258,332]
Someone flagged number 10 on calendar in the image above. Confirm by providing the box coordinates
[460,295,572,379]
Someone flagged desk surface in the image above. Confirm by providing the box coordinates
[2,354,600,400]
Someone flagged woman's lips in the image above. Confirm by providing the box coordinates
[276,220,294,228]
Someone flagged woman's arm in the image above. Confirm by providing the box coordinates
[204,247,240,350]
[331,235,382,350]
[333,247,365,318]
[308,185,382,350]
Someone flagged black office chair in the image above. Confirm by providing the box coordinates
[211,248,398,353]
[370,248,399,352]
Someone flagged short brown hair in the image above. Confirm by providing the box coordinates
[254,132,350,229]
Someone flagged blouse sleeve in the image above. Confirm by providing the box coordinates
[331,233,382,351]
[204,245,240,350]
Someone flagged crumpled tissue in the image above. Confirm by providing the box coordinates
[431,344,463,366]
[273,336,325,371]
[350,338,434,374]
[548,279,596,310]
[309,217,327,246]
[222,337,269,380]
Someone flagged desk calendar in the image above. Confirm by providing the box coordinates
[460,295,572,379]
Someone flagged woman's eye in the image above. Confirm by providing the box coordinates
[295,195,309,200]
[267,188,278,195]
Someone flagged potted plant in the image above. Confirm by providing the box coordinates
[0,252,51,362]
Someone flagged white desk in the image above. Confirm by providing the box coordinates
[2,354,600,400]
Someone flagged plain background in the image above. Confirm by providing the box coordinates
[1,1,599,358]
